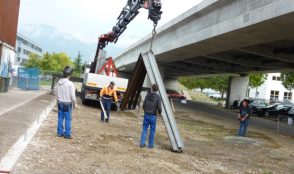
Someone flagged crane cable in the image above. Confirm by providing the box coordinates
[149,23,157,53]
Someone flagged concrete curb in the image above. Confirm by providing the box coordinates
[0,99,56,171]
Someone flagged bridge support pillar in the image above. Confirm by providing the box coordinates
[142,66,166,95]
[226,76,249,108]
[143,67,178,91]
[164,78,178,91]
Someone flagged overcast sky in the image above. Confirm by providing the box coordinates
[18,0,204,55]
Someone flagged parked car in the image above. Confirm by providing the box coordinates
[230,99,240,110]
[254,103,291,117]
[166,90,186,100]
[249,101,268,114]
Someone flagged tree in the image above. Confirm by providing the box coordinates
[179,77,209,91]
[48,52,73,72]
[209,75,229,99]
[179,75,229,99]
[74,52,83,77]
[25,52,73,72]
[249,73,267,98]
[24,53,41,68]
[40,52,57,71]
[280,72,294,100]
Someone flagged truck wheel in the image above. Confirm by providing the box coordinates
[81,94,88,105]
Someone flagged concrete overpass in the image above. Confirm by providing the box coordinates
[113,0,294,105]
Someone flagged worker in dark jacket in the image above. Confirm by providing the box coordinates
[140,84,162,148]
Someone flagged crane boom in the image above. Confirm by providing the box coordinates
[90,0,162,73]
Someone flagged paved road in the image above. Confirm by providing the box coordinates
[0,92,54,160]
[0,88,46,116]
[175,100,294,137]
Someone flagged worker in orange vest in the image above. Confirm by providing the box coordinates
[99,81,118,123]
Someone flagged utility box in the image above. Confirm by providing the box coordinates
[0,77,9,93]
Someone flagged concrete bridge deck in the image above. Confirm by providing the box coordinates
[114,0,294,77]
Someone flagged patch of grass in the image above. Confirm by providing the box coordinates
[40,80,52,86]
[211,97,225,102]
[263,172,273,174]
[120,111,137,118]
[177,117,231,139]
[248,131,281,148]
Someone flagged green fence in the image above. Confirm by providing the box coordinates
[18,67,40,90]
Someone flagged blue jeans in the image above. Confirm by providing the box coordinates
[238,119,249,137]
[101,98,112,121]
[57,102,72,137]
[140,114,157,148]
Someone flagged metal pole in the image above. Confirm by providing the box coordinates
[142,54,179,151]
[100,100,108,119]
[145,52,184,150]
[277,115,280,135]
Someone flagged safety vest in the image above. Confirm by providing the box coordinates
[100,86,118,102]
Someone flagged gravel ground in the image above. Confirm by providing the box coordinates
[12,100,294,174]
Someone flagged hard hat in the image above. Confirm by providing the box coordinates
[63,66,74,76]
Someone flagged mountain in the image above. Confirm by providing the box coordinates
[18,24,123,62]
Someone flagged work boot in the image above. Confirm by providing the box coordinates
[140,144,146,148]
[64,136,73,139]
[106,119,109,123]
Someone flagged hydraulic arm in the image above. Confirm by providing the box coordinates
[90,0,162,73]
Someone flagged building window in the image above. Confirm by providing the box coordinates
[270,90,279,102]
[17,57,21,62]
[17,47,21,53]
[21,59,28,65]
[284,92,292,101]
[272,76,281,81]
[23,49,31,55]
[22,40,28,45]
[37,47,42,53]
